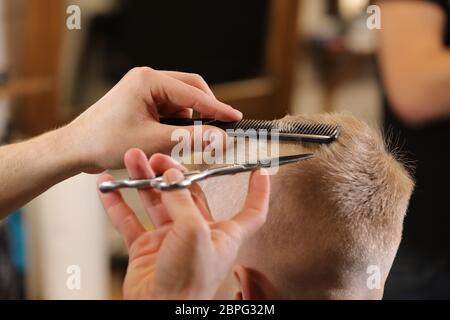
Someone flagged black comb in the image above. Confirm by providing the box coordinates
[160,118,340,143]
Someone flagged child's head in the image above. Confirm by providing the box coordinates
[197,113,414,299]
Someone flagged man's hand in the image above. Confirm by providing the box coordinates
[66,67,242,173]
[0,67,240,220]
[98,149,270,299]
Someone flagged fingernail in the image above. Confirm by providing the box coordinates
[168,157,187,172]
[164,168,184,183]
[233,109,243,119]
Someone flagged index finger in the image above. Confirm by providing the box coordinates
[152,72,242,121]
[97,174,145,249]
[160,71,216,98]
[124,148,169,228]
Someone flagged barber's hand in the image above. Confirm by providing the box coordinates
[65,68,242,173]
[98,149,270,299]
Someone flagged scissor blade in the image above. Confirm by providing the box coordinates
[251,153,314,170]
[242,153,314,170]
[277,153,314,166]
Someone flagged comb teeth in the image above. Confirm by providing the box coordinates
[236,119,274,131]
[232,119,340,143]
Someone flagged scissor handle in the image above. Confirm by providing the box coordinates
[98,179,156,193]
[98,171,203,193]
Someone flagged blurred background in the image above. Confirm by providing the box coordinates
[0,0,381,299]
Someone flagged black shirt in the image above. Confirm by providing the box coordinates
[382,0,450,298]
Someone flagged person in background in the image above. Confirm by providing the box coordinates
[377,0,450,298]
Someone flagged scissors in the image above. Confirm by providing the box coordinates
[99,153,313,193]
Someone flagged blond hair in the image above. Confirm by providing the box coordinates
[236,113,414,297]
[193,113,414,298]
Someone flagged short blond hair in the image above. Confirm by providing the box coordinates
[236,113,414,297]
[193,113,414,298]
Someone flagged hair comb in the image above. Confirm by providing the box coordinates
[160,118,340,143]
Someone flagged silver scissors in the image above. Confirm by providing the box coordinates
[99,153,313,193]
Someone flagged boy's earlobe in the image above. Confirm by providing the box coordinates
[232,266,245,300]
[233,265,269,300]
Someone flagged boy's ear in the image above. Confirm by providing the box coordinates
[233,265,268,300]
